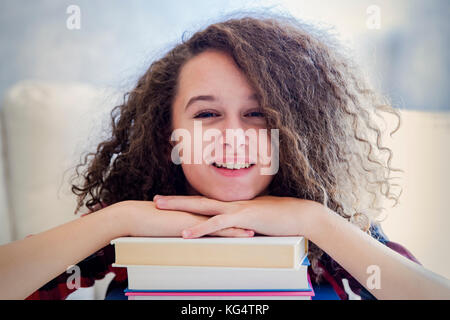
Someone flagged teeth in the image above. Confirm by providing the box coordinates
[214,162,253,169]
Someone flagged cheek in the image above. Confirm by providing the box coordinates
[180,163,198,182]
[254,130,278,168]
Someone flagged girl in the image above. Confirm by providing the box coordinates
[1,14,449,300]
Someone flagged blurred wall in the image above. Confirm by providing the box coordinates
[0,0,448,111]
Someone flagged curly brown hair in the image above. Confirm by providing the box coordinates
[70,13,402,280]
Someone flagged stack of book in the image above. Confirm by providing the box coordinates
[111,236,314,300]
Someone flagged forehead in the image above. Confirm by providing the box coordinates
[176,50,256,101]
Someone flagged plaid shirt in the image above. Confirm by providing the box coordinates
[25,205,420,300]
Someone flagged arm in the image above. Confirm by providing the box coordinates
[0,200,252,299]
[0,202,125,300]
[308,206,450,300]
[153,194,450,300]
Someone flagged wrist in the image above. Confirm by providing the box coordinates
[101,201,134,238]
[297,200,331,241]
[304,202,346,247]
[104,201,209,238]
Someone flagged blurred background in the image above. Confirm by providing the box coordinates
[0,0,448,298]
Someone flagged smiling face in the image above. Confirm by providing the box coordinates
[171,50,275,201]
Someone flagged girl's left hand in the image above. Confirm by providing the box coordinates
[153,195,324,239]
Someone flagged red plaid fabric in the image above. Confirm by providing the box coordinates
[25,243,127,300]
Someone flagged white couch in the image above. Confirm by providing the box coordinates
[0,80,119,299]
[0,81,449,298]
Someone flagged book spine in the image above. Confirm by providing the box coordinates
[115,242,306,268]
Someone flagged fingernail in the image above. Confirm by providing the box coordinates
[182,230,192,238]
[153,194,160,201]
[155,198,166,207]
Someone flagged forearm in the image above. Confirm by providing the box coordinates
[307,206,450,299]
[0,200,250,299]
[0,203,126,299]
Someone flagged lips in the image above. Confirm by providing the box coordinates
[205,153,258,177]
[210,161,256,177]
[212,162,255,169]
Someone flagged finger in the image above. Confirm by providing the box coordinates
[182,214,238,238]
[153,195,227,216]
[210,227,254,238]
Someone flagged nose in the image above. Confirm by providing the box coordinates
[223,129,246,153]
[219,115,247,154]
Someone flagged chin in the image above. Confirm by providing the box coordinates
[182,167,272,202]
[200,186,259,202]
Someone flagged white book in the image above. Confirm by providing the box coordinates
[119,255,309,291]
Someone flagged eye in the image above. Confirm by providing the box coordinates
[245,110,265,117]
[193,111,220,119]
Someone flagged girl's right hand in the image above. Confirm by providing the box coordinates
[111,200,254,238]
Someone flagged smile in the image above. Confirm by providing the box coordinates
[211,162,256,177]
[212,162,255,169]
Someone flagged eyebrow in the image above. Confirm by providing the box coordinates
[185,95,216,110]
[184,94,258,111]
